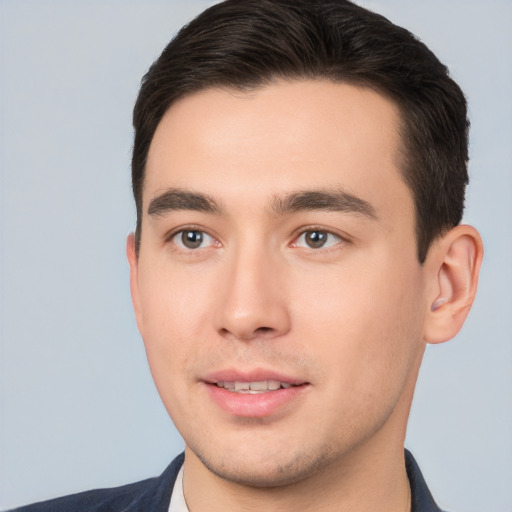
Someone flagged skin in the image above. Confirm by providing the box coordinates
[127,80,482,511]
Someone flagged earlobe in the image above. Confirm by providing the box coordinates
[424,225,483,344]
[126,233,143,331]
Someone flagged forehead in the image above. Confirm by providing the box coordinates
[144,80,411,218]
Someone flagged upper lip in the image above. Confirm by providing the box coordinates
[203,368,308,386]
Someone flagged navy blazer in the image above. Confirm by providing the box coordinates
[10,450,447,511]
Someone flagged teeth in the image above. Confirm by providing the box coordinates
[215,380,295,393]
[249,381,268,391]
[267,380,280,390]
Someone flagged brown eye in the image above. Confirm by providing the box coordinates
[293,230,341,249]
[182,230,203,248]
[172,230,215,250]
[305,230,328,248]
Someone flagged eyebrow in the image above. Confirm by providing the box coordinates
[270,190,378,219]
[147,187,377,220]
[148,189,223,217]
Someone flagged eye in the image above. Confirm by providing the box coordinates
[172,229,218,250]
[292,230,342,249]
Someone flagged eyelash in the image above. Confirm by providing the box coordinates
[290,227,345,251]
[166,226,346,253]
[167,226,221,251]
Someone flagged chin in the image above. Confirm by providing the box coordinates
[193,443,338,488]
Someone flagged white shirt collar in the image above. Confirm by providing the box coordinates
[168,465,189,512]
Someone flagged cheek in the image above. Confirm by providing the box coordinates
[140,256,214,327]
[137,262,215,382]
[291,256,425,390]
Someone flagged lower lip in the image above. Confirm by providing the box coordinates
[205,383,308,418]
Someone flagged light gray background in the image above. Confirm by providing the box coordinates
[0,1,510,510]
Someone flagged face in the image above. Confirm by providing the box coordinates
[129,80,430,486]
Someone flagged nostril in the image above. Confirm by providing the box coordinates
[219,325,276,341]
[255,326,274,334]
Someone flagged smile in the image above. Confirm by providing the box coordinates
[216,380,294,393]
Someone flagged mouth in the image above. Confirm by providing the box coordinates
[203,371,309,417]
[215,380,296,393]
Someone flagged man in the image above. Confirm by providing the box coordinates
[10,0,483,511]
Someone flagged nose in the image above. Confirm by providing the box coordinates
[214,243,291,342]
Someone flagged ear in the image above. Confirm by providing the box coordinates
[423,225,483,344]
[126,233,143,332]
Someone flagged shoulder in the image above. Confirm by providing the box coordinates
[405,450,451,512]
[8,453,184,512]
[9,478,159,512]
